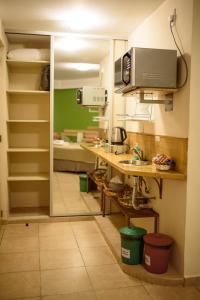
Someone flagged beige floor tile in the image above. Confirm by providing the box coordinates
[71,221,100,235]
[75,232,107,248]
[42,291,96,300]
[82,193,100,212]
[0,226,6,240]
[65,202,89,212]
[4,223,39,238]
[39,222,72,237]
[109,242,121,260]
[41,267,92,296]
[0,271,40,299]
[40,249,84,270]
[61,186,80,193]
[0,252,39,273]
[86,264,141,290]
[80,246,117,266]
[95,285,152,300]
[52,203,66,216]
[39,234,78,251]
[144,284,200,300]
[0,237,39,253]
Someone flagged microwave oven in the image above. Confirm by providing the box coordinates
[115,47,177,93]
[76,86,107,106]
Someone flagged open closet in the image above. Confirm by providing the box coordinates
[4,33,53,218]
[0,31,112,220]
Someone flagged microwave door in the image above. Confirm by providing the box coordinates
[115,58,123,88]
[122,52,131,86]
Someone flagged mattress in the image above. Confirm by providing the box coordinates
[53,142,95,163]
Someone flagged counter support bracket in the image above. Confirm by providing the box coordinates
[153,178,163,199]
[139,92,173,112]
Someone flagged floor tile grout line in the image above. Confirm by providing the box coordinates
[38,223,42,298]
[142,283,156,300]
[0,226,6,246]
[71,220,104,293]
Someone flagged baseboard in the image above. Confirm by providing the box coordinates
[184,276,200,286]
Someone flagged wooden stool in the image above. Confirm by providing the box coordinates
[102,184,159,232]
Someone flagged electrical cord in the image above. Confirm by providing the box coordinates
[170,21,188,88]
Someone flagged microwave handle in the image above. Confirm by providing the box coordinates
[122,53,131,85]
[121,56,126,84]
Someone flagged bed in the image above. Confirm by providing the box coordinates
[53,142,95,172]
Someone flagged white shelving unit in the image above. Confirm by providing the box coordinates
[6,33,51,217]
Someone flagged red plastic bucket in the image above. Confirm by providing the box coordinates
[143,233,173,274]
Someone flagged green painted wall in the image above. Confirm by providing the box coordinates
[54,89,98,133]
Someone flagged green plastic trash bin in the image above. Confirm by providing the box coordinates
[119,226,147,265]
[79,173,87,192]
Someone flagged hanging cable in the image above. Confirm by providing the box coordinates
[170,21,188,88]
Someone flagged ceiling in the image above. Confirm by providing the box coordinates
[1,0,165,81]
[0,0,164,38]
[54,37,109,80]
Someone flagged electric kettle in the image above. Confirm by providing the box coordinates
[111,127,127,145]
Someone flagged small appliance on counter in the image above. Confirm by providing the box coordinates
[111,127,127,145]
[110,127,128,154]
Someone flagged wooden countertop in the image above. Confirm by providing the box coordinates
[81,143,186,180]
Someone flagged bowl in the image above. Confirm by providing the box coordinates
[155,164,171,171]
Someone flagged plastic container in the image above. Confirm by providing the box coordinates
[119,226,147,265]
[79,173,87,192]
[143,233,174,274]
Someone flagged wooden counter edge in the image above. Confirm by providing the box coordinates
[81,143,186,181]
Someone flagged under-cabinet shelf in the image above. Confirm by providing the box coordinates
[6,59,50,67]
[7,90,50,95]
[7,148,49,152]
[8,173,50,181]
[123,87,179,111]
[123,87,178,97]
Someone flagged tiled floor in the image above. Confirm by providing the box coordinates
[0,220,200,300]
[52,172,101,216]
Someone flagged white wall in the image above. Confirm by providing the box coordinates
[128,0,193,138]
[99,53,110,129]
[54,77,100,89]
[184,0,200,279]
[126,0,194,274]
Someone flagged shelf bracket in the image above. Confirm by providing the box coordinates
[139,92,173,112]
[153,178,163,199]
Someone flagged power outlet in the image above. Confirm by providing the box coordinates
[169,8,176,26]
[155,135,160,143]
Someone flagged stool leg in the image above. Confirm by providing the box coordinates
[125,216,130,227]
[86,174,89,193]
[154,216,159,233]
[100,186,103,212]
[102,191,105,217]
